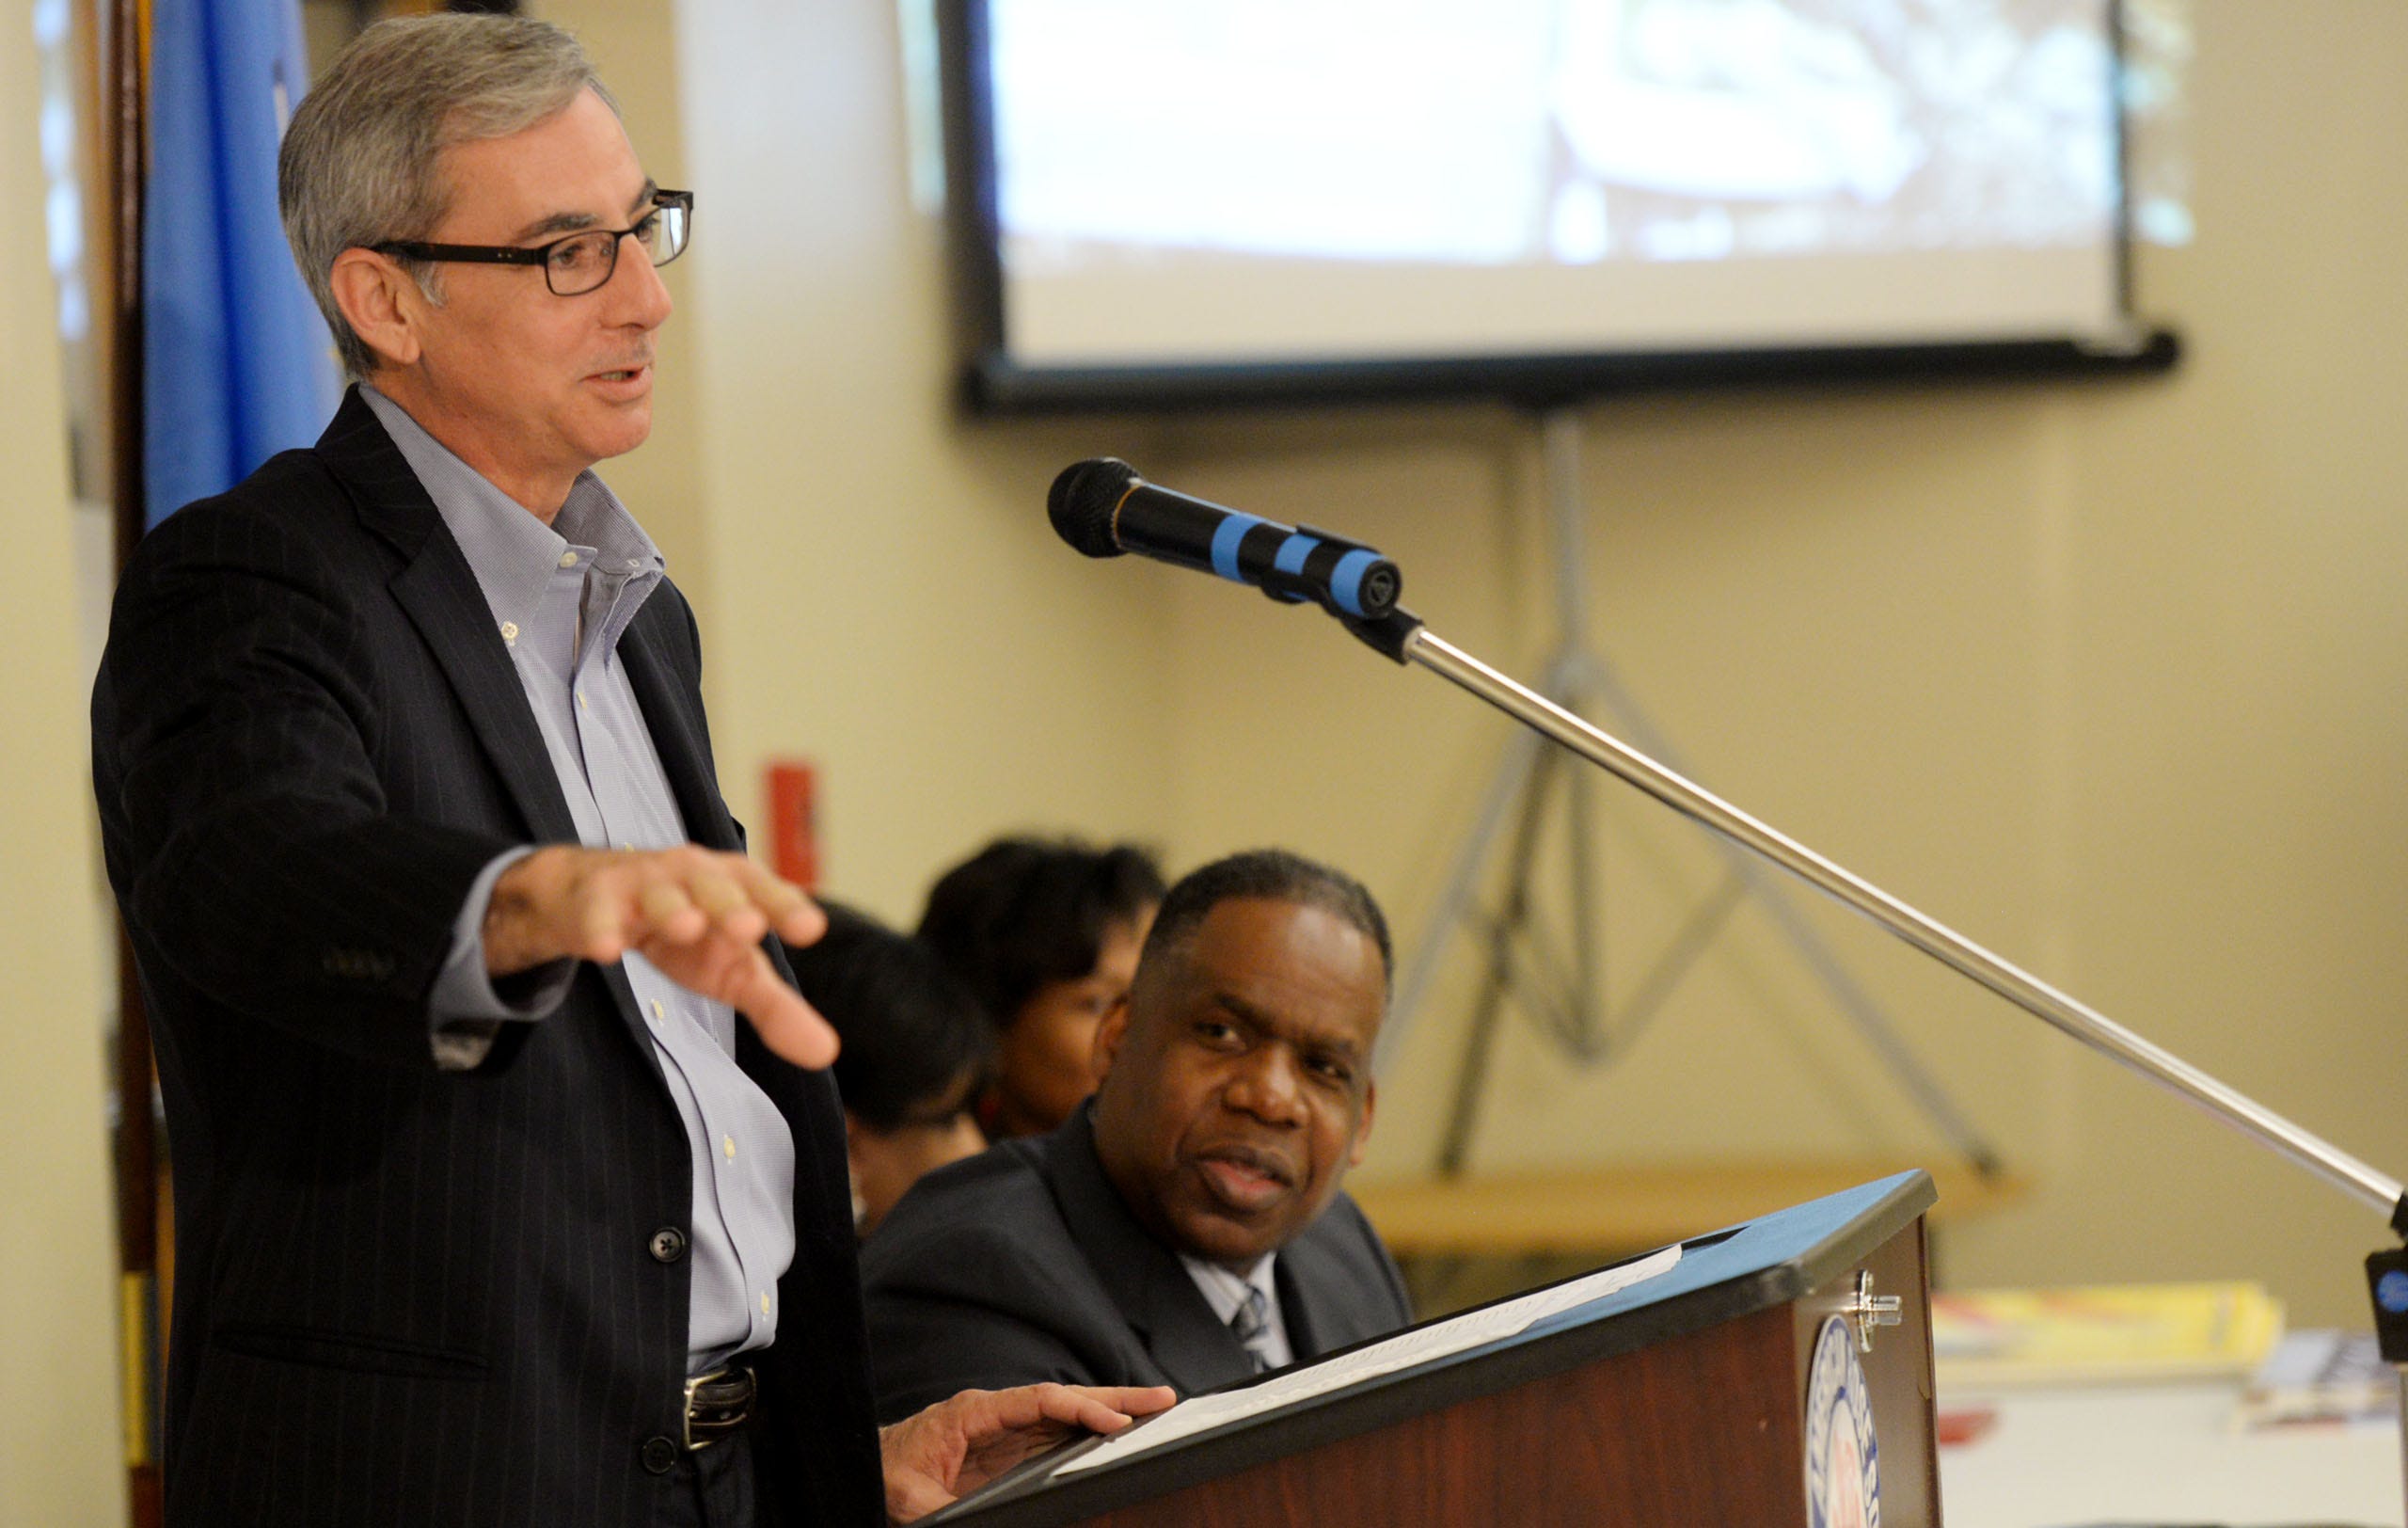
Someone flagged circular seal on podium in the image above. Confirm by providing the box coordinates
[1804,1313,1880,1528]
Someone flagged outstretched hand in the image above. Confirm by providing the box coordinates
[879,1383,1177,1523]
[482,844,836,1068]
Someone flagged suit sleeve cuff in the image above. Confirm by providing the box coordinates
[429,847,574,1069]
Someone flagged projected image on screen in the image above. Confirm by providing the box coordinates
[979,0,2135,369]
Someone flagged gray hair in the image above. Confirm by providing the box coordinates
[277,14,616,379]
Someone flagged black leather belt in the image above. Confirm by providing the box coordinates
[683,1365,756,1451]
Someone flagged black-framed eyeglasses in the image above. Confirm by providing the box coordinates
[372,190,693,296]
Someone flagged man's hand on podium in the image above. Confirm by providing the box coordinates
[879,1382,1177,1522]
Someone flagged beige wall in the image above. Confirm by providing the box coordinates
[638,0,2408,1328]
[2,1,134,1520]
[651,0,1181,920]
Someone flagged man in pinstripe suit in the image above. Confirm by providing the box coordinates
[91,16,1162,1526]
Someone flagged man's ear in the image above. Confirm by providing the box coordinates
[328,247,426,372]
[1346,1079,1376,1169]
[1089,994,1133,1084]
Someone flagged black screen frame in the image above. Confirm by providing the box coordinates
[939,0,2180,416]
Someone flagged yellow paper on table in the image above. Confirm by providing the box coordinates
[1931,1281,2284,1389]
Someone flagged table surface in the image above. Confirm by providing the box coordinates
[1937,1380,2403,1528]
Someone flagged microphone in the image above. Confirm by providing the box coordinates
[1048,458,1402,621]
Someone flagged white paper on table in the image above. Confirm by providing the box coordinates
[1055,1241,1682,1476]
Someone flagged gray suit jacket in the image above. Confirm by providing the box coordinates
[858,1106,1411,1423]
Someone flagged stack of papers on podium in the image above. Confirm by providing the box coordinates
[1931,1281,2283,1389]
[1057,1242,1683,1475]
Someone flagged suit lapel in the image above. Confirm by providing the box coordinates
[618,598,738,853]
[1274,1256,1323,1361]
[322,390,581,847]
[1274,1198,1407,1364]
[1043,1110,1256,1396]
[323,390,749,1064]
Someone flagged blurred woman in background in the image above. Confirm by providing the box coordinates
[916,836,1165,1139]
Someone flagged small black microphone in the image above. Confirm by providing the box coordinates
[1048,458,1402,621]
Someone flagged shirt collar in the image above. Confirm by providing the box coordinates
[359,385,665,634]
[1180,1250,1279,1328]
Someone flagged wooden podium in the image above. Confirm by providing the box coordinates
[930,1171,1940,1527]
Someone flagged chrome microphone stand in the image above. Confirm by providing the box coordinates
[1329,597,2408,1503]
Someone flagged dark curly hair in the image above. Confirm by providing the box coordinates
[915,836,1166,1032]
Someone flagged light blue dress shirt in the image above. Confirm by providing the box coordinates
[365,387,795,1375]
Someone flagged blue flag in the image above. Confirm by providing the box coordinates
[143,0,339,529]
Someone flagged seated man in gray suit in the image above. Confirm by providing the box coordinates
[860,849,1412,1422]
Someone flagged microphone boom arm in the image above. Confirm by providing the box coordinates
[1359,606,2406,1219]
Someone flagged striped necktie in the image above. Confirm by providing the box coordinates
[1228,1284,1275,1373]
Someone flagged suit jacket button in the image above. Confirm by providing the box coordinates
[641,1436,679,1474]
[649,1227,687,1263]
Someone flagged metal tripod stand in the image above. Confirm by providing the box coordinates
[1378,406,2004,1180]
